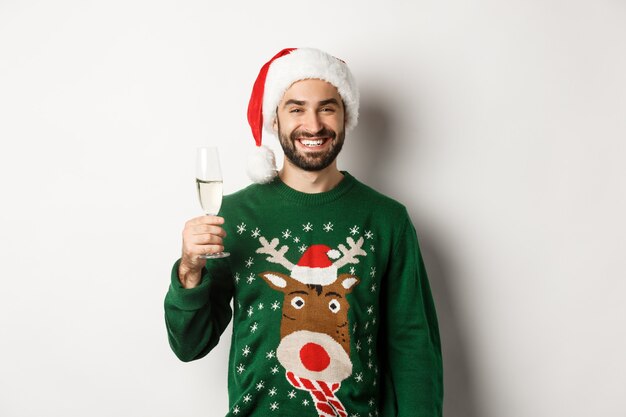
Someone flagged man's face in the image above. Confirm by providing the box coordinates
[273,79,346,172]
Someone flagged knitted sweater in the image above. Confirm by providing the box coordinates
[164,172,443,417]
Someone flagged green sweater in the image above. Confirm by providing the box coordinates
[164,172,443,417]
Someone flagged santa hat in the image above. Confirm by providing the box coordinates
[290,244,341,286]
[246,48,360,184]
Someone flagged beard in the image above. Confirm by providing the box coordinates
[276,118,345,172]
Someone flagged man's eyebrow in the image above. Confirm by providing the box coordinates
[283,99,306,107]
[319,98,340,106]
[283,98,340,107]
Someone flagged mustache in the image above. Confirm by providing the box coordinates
[290,127,336,141]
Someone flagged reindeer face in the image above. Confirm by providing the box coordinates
[261,271,360,383]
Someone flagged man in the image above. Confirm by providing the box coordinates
[164,47,443,417]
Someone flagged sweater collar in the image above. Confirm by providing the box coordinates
[268,171,356,205]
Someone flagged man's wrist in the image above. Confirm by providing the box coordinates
[178,262,202,289]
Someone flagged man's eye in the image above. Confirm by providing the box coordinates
[289,108,302,113]
[320,107,335,113]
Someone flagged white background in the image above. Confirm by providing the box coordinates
[1,1,625,416]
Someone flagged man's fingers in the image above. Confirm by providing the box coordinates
[192,233,224,245]
[186,215,224,226]
[189,244,225,257]
[190,224,227,237]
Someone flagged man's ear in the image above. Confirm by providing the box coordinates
[272,117,278,132]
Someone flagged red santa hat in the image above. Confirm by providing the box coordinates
[246,47,360,184]
[290,244,342,286]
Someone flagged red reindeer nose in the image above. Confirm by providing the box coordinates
[299,342,331,372]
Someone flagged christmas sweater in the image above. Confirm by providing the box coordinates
[164,172,443,417]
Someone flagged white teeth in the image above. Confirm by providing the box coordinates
[300,139,324,147]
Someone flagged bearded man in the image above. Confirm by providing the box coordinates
[165,48,443,417]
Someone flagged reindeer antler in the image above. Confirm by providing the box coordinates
[333,236,367,270]
[256,237,295,271]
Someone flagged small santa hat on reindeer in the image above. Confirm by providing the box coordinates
[246,48,360,184]
[290,244,342,286]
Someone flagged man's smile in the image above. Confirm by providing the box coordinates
[296,137,332,150]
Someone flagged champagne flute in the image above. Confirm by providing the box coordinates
[196,147,230,259]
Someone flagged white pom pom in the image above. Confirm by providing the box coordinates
[327,249,341,260]
[247,145,278,184]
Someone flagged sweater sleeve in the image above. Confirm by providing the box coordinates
[379,212,443,416]
[164,259,234,362]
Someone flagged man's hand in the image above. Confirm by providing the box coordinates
[178,215,227,289]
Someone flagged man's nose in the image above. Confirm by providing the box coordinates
[302,111,322,134]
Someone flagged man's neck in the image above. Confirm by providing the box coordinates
[279,160,344,194]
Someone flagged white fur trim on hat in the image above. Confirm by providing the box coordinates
[262,48,359,135]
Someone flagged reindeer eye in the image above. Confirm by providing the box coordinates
[291,296,305,309]
[328,299,341,313]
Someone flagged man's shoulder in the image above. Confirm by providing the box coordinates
[222,182,269,206]
[349,174,408,215]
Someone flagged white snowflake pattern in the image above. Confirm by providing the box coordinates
[349,266,356,275]
[367,305,374,315]
[298,244,307,253]
[258,302,264,310]
[247,273,256,284]
[364,230,374,239]
[250,322,258,333]
[367,335,374,345]
[234,273,241,284]
[243,394,252,403]
[266,350,276,360]
[369,348,373,357]
[372,317,377,325]
[355,372,364,382]
[323,222,334,232]
[268,387,278,396]
[365,321,370,330]
[237,223,247,234]
[256,380,265,391]
[292,236,300,244]
[251,227,261,238]
[242,345,251,357]
[350,414,360,417]
[288,390,297,399]
[349,225,360,235]
[233,405,240,415]
[282,229,292,239]
[270,365,279,375]
[302,222,313,232]
[370,283,377,292]
[370,245,375,252]
[356,340,362,351]
[246,257,254,268]
[370,267,376,277]
[369,398,375,407]
[270,402,279,411]
[352,323,358,334]
[302,399,310,406]
[236,363,245,374]
[271,301,281,311]
[247,306,254,317]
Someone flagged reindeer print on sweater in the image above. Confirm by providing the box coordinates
[230,221,376,417]
[258,237,365,417]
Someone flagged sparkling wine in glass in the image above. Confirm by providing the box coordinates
[196,147,230,259]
